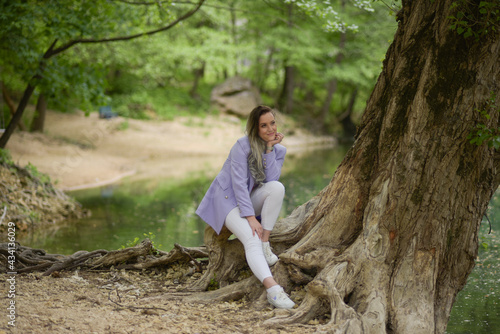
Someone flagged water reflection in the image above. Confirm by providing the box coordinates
[446,191,500,334]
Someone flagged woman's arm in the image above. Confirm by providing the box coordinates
[229,141,255,218]
[263,144,286,181]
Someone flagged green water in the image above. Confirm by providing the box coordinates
[19,147,349,254]
[17,147,499,333]
[446,191,500,334]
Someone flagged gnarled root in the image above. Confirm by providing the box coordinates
[153,275,266,308]
[184,275,263,304]
[91,238,153,268]
[0,239,209,276]
[268,237,390,333]
[188,225,247,291]
[264,293,327,326]
[279,247,341,270]
[118,243,208,271]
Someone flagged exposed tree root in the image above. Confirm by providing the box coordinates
[0,239,209,276]
[266,233,390,333]
[270,194,323,252]
[188,225,247,291]
[184,276,263,304]
[43,249,109,276]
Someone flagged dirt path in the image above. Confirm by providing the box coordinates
[2,268,324,334]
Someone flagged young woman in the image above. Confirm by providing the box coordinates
[196,105,295,309]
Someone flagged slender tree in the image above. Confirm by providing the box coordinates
[0,0,206,148]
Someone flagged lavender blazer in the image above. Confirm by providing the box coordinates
[196,136,286,235]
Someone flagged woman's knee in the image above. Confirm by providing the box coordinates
[266,181,285,197]
[241,235,263,253]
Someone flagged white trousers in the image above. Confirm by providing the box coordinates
[224,181,285,282]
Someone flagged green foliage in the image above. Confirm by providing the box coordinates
[1,0,399,135]
[116,120,129,131]
[468,92,500,149]
[121,232,162,254]
[0,0,198,118]
[144,231,163,251]
[283,0,376,33]
[110,85,212,120]
[0,0,127,111]
[449,0,500,39]
[207,273,219,291]
[25,162,52,185]
[0,148,14,165]
[122,237,141,249]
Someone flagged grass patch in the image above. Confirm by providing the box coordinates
[110,83,214,120]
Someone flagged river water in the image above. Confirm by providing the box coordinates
[19,147,499,333]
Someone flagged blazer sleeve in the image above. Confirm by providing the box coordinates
[229,141,255,218]
[263,144,286,182]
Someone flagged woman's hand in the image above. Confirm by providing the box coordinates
[246,216,262,239]
[267,132,284,147]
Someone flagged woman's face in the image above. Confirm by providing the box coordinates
[258,112,277,142]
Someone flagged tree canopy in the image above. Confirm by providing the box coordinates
[1,0,399,147]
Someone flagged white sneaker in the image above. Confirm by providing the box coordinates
[267,286,295,309]
[262,242,279,266]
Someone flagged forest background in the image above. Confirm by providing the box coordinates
[0,0,399,140]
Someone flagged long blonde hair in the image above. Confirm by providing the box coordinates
[246,105,275,186]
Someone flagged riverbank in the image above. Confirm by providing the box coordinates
[6,110,335,191]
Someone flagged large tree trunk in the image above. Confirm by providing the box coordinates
[187,1,499,333]
[270,1,499,332]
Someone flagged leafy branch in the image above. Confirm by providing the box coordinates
[0,0,206,149]
[468,92,500,149]
[47,0,206,56]
[448,0,500,39]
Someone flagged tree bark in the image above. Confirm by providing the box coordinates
[1,82,27,131]
[0,83,37,148]
[278,65,296,114]
[189,61,205,99]
[30,93,47,132]
[190,1,500,333]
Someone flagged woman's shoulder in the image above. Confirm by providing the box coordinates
[236,136,249,146]
[229,136,250,158]
[235,136,251,151]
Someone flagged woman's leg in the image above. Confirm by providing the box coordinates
[250,181,285,241]
[224,207,273,283]
[250,181,285,265]
[225,205,295,309]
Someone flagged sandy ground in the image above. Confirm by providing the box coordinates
[6,110,335,191]
[1,269,323,334]
[1,110,334,334]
